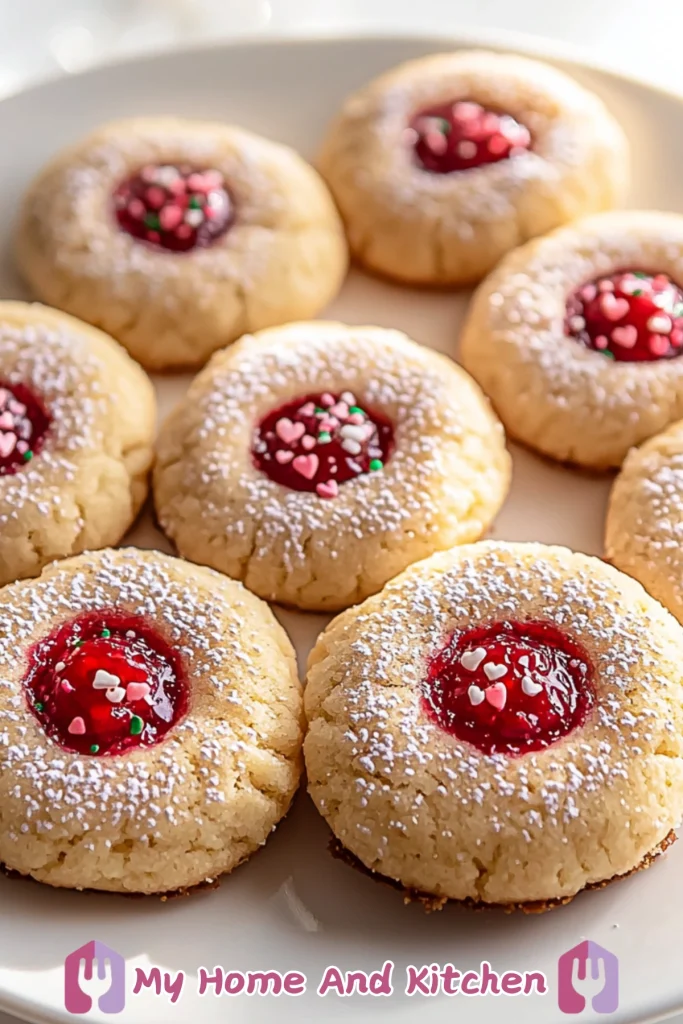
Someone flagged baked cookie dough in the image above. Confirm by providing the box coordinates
[318,49,628,286]
[605,419,683,623]
[461,211,683,469]
[0,301,155,587]
[305,541,683,907]
[16,117,348,370]
[0,547,303,894]
[153,321,511,611]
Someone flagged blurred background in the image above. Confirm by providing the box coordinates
[1,0,682,100]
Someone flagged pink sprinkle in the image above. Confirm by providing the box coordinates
[452,101,480,121]
[68,717,86,735]
[650,334,670,356]
[598,279,615,293]
[275,418,305,445]
[61,680,75,693]
[595,335,609,350]
[275,449,294,464]
[0,432,17,459]
[321,393,336,408]
[168,177,186,196]
[301,435,316,451]
[318,418,337,432]
[0,412,14,430]
[0,389,8,405]
[145,186,166,210]
[176,224,192,239]
[126,682,151,702]
[147,231,161,244]
[8,401,25,416]
[579,284,597,302]
[298,402,316,416]
[292,454,319,480]
[159,204,183,231]
[187,172,210,192]
[347,413,365,425]
[425,131,448,155]
[128,198,146,220]
[485,683,507,711]
[329,402,348,419]
[487,134,508,155]
[671,329,683,346]
[16,440,28,454]
[316,480,339,499]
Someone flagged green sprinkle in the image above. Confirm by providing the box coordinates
[34,702,43,712]
[634,272,648,279]
[438,118,451,134]
[349,406,363,415]
[632,289,643,297]
[75,639,84,648]
[314,407,325,415]
[369,459,383,471]
[100,628,111,639]
[144,213,160,230]
[318,431,331,443]
[23,450,33,462]
[189,196,202,209]
[90,744,100,754]
[130,715,144,736]
[602,350,615,360]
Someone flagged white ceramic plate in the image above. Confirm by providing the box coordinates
[0,30,681,1024]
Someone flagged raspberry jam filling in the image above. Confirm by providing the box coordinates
[409,100,531,173]
[421,621,595,757]
[566,270,683,362]
[0,382,50,476]
[24,610,188,756]
[252,391,394,498]
[113,164,234,252]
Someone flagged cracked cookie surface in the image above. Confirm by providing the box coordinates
[0,547,303,894]
[318,50,627,286]
[16,117,348,370]
[304,541,683,905]
[153,321,511,611]
[461,211,683,468]
[0,302,155,586]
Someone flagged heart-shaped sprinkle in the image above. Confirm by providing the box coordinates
[0,432,16,459]
[650,334,670,356]
[612,325,638,348]
[522,677,543,697]
[68,716,86,735]
[275,449,294,464]
[316,480,339,499]
[647,313,672,334]
[292,454,319,480]
[92,669,121,690]
[126,682,151,702]
[460,647,486,671]
[0,412,14,430]
[329,402,348,419]
[275,418,305,444]
[105,686,126,704]
[320,393,336,408]
[301,435,316,451]
[483,662,507,682]
[600,293,630,320]
[298,402,316,416]
[518,655,530,668]
[485,682,507,711]
[467,684,486,706]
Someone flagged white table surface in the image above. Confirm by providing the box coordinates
[1,2,682,1022]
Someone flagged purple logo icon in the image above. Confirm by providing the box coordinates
[558,940,619,1014]
[64,940,126,1015]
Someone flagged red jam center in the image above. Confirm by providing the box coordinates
[409,100,531,173]
[0,382,50,476]
[566,271,683,362]
[252,391,394,499]
[24,610,188,756]
[421,621,595,757]
[113,164,234,252]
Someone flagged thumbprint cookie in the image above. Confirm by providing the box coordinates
[606,419,683,623]
[0,302,154,586]
[305,541,683,908]
[16,117,347,370]
[461,211,683,468]
[153,321,510,611]
[0,547,303,894]
[318,50,627,285]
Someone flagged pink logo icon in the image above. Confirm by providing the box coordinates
[64,940,126,1014]
[558,940,619,1014]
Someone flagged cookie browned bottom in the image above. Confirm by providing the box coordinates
[0,860,223,901]
[329,830,677,914]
